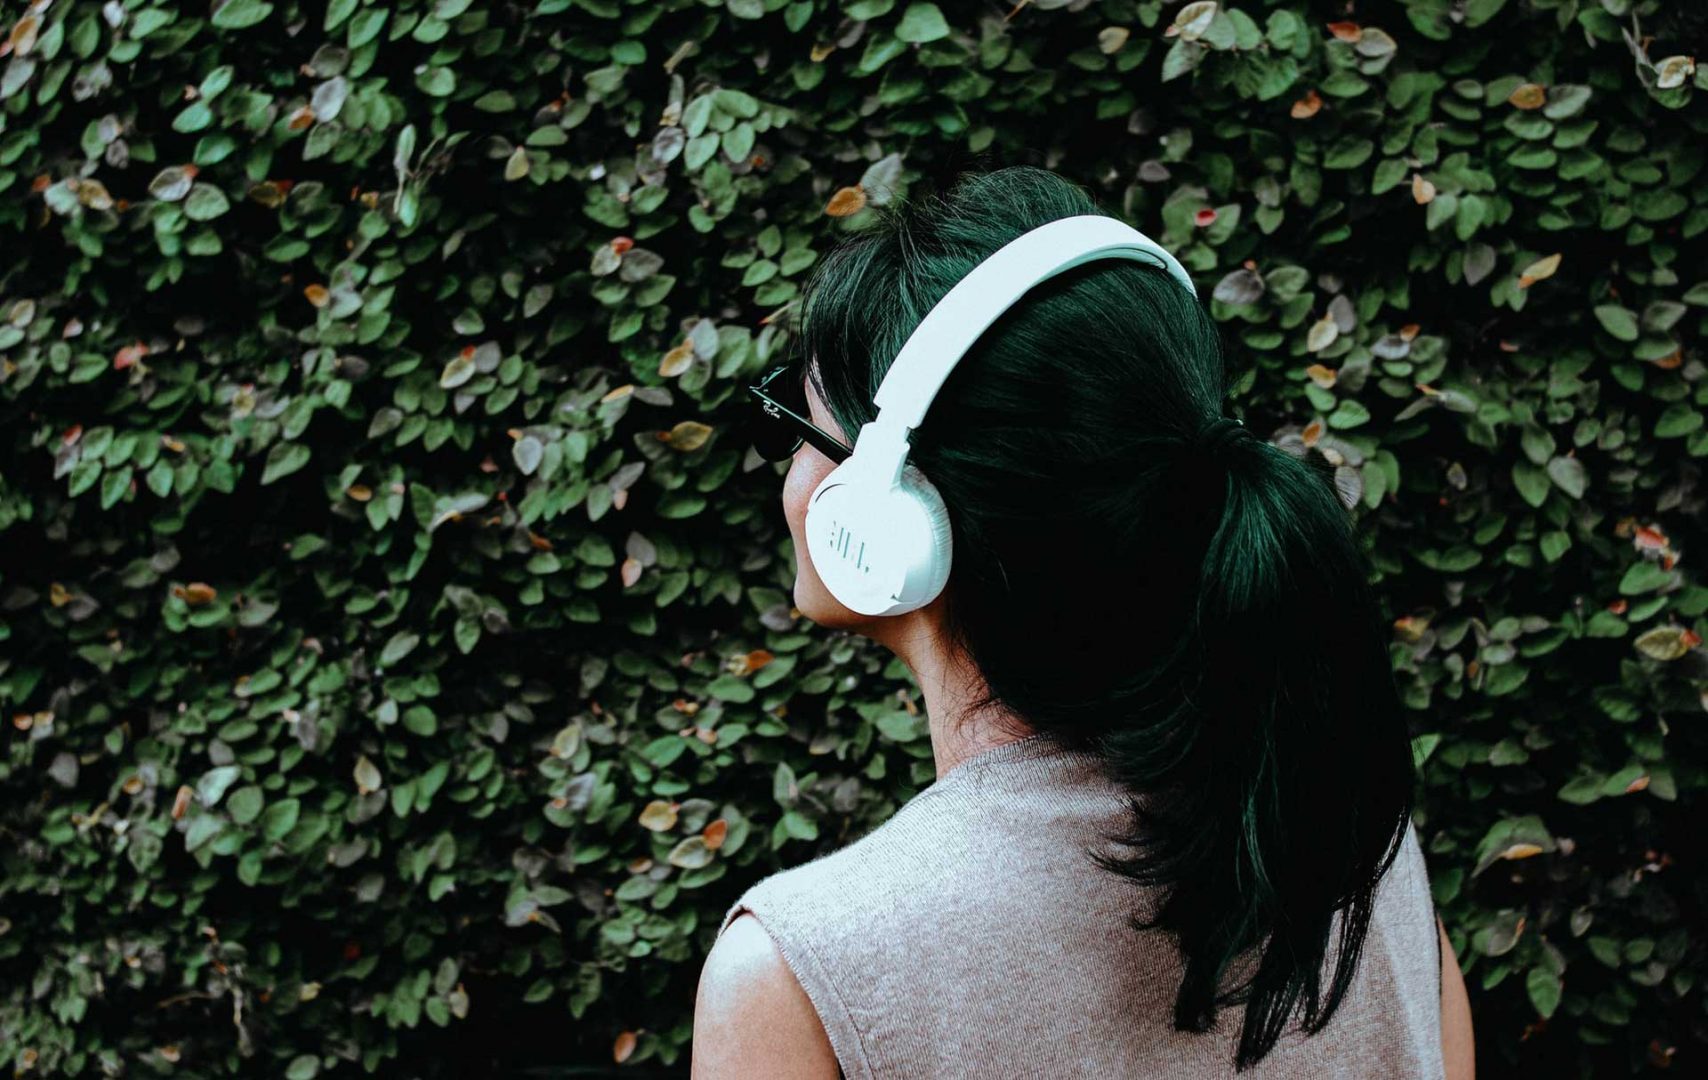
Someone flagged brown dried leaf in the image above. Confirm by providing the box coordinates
[1508,83,1546,110]
[1291,89,1322,119]
[177,582,217,605]
[703,818,729,849]
[613,1032,637,1064]
[824,185,867,217]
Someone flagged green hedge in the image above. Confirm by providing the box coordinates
[3,0,1705,1075]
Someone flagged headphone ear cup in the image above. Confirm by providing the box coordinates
[895,462,954,611]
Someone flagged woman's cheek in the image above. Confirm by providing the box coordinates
[783,454,834,598]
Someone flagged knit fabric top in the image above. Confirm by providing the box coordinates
[716,734,1446,1079]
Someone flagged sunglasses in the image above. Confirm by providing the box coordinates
[744,358,855,464]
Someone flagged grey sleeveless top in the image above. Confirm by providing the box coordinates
[717,735,1445,1078]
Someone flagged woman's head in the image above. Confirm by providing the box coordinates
[782,165,1417,1070]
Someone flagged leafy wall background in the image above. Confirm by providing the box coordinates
[1,0,1705,1075]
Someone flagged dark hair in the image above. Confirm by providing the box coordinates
[795,165,1416,1070]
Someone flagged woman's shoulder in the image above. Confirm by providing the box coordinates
[716,780,961,940]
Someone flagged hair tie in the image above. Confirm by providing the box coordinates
[1194,415,1253,461]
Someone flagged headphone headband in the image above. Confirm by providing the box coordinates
[845,214,1196,485]
[873,214,1195,429]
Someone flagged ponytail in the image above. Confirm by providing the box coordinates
[1087,427,1416,1068]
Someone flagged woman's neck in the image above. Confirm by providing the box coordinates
[871,608,1035,780]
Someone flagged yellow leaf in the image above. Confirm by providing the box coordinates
[1097,27,1129,54]
[1306,314,1338,353]
[666,420,714,451]
[638,800,678,832]
[1357,28,1397,57]
[667,835,714,869]
[439,347,476,390]
[1411,173,1435,204]
[504,146,530,181]
[1518,253,1561,288]
[1654,55,1695,90]
[658,340,695,378]
[549,723,582,759]
[1498,842,1544,861]
[1634,625,1695,661]
[1174,1,1219,41]
[10,15,40,56]
[354,754,382,795]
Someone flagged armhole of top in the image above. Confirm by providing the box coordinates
[1418,821,1443,999]
[715,900,876,1080]
[1436,912,1444,998]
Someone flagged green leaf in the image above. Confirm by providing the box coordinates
[416,67,457,97]
[874,711,922,742]
[1592,304,1639,341]
[1654,403,1702,439]
[184,183,231,222]
[380,631,420,667]
[261,798,301,841]
[228,785,265,825]
[285,1055,320,1080]
[197,766,242,807]
[348,8,388,48]
[895,2,950,43]
[780,809,819,841]
[1526,965,1562,1019]
[1411,733,1442,769]
[707,675,755,703]
[211,0,274,31]
[1323,137,1373,170]
[261,442,311,485]
[1545,455,1586,499]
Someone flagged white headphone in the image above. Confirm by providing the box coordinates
[803,213,1199,617]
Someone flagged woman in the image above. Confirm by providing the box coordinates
[693,166,1474,1078]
